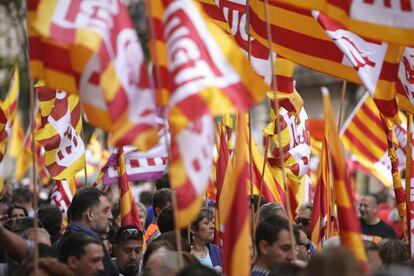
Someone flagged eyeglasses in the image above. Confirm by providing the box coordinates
[120,228,142,240]
[295,217,310,226]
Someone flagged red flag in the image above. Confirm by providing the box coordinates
[118,146,142,230]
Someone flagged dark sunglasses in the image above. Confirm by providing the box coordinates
[120,228,142,240]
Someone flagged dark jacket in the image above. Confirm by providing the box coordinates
[207,243,222,268]
[53,223,118,276]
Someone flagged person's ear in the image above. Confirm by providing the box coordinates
[112,244,118,255]
[154,207,160,217]
[86,208,94,222]
[67,255,78,270]
[258,240,269,255]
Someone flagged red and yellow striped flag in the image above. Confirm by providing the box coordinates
[310,140,333,249]
[118,146,142,230]
[35,86,85,180]
[341,93,393,187]
[196,0,303,115]
[322,87,368,271]
[16,113,51,185]
[214,123,231,247]
[28,0,158,150]
[261,0,414,46]
[0,65,19,161]
[220,113,250,276]
[149,0,268,228]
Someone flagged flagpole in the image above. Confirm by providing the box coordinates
[145,0,184,268]
[245,0,256,240]
[337,81,347,130]
[263,0,297,255]
[330,80,347,236]
[406,114,412,257]
[81,127,88,186]
[255,137,270,226]
[22,16,40,276]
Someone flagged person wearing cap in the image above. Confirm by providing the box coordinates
[113,225,144,276]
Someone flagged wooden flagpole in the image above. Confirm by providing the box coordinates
[144,0,184,268]
[337,81,347,130]
[406,114,413,256]
[263,0,297,255]
[23,28,40,276]
[245,0,257,240]
[19,6,40,273]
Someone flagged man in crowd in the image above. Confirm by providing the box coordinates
[359,193,397,240]
[59,231,105,276]
[12,187,34,217]
[56,187,118,275]
[251,216,295,276]
[113,225,144,276]
[144,188,172,243]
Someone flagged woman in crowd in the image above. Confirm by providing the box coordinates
[189,207,222,271]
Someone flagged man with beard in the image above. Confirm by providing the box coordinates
[359,194,396,240]
[113,225,144,276]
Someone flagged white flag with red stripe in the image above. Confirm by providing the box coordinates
[50,180,75,218]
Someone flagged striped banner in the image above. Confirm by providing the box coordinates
[341,93,407,188]
[263,0,414,46]
[0,66,19,162]
[16,113,51,185]
[28,0,158,150]
[35,87,85,180]
[323,88,368,271]
[220,113,250,276]
[310,140,333,249]
[118,146,142,230]
[197,0,303,114]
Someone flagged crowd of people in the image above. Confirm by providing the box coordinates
[0,180,413,276]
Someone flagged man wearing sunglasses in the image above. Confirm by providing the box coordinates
[113,225,144,276]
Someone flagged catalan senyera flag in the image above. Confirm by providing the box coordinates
[322,88,368,271]
[50,179,76,219]
[0,65,19,161]
[117,146,142,230]
[220,113,250,276]
[341,93,407,188]
[312,10,404,121]
[262,0,414,46]
[28,0,158,150]
[249,0,406,121]
[150,0,268,228]
[9,114,24,159]
[214,123,231,247]
[249,1,359,83]
[35,87,85,180]
[310,140,333,250]
[197,0,303,114]
[16,113,51,185]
